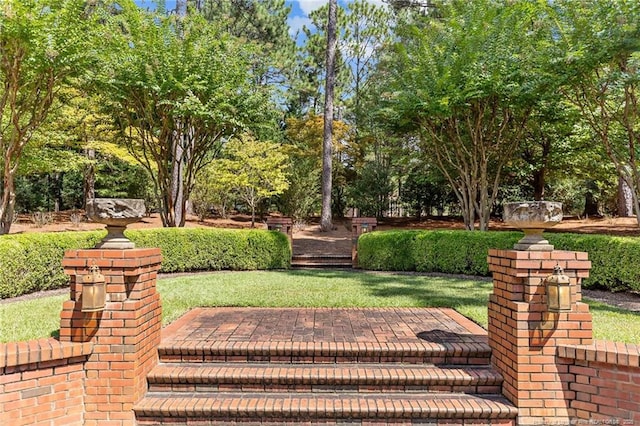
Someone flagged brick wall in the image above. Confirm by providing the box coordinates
[488,248,640,425]
[60,248,162,426]
[559,341,640,423]
[488,249,593,425]
[0,247,163,426]
[0,339,93,426]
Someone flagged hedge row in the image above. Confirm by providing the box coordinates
[357,230,640,292]
[0,228,291,299]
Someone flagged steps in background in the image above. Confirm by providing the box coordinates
[291,254,353,268]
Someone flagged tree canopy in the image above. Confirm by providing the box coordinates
[3,0,640,229]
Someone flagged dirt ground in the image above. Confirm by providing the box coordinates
[10,211,640,236]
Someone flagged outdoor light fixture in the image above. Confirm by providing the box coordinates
[545,265,571,312]
[81,264,106,312]
[361,223,369,233]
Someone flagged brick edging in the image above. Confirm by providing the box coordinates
[558,340,640,367]
[0,338,93,370]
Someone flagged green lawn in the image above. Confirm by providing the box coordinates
[1,270,638,344]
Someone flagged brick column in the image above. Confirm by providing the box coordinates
[351,217,377,268]
[60,248,162,426]
[487,249,592,425]
[266,217,293,247]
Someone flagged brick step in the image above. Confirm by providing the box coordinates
[158,341,492,365]
[134,392,518,423]
[147,363,503,394]
[291,254,352,268]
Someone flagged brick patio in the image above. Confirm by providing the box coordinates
[134,307,517,425]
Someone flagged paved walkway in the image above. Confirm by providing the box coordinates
[292,222,352,256]
[161,307,488,347]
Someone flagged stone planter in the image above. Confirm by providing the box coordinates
[86,198,146,249]
[503,201,562,251]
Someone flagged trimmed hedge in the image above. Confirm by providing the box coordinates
[358,230,640,292]
[0,228,290,299]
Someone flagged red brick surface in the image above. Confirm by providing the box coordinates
[488,248,639,425]
[0,339,93,426]
[137,307,517,424]
[558,341,640,423]
[488,249,594,425]
[59,248,163,426]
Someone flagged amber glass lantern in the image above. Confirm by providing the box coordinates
[81,264,106,312]
[545,265,571,312]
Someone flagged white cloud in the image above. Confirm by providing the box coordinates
[288,15,312,37]
[297,0,329,15]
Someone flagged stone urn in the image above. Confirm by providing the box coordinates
[86,198,146,249]
[503,201,562,251]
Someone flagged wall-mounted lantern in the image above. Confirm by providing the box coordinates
[82,264,106,312]
[545,265,571,312]
[361,223,369,233]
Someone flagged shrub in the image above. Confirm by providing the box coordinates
[0,231,103,299]
[0,228,290,299]
[356,230,420,271]
[546,233,640,292]
[358,230,640,292]
[127,228,290,272]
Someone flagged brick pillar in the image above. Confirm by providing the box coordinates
[351,217,377,268]
[487,249,593,425]
[60,248,162,426]
[266,217,293,247]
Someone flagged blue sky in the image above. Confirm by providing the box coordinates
[135,1,386,40]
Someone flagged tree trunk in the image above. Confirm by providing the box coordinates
[532,169,545,201]
[583,181,600,217]
[320,0,338,232]
[618,176,634,217]
[176,0,187,16]
[0,170,16,235]
[83,148,96,205]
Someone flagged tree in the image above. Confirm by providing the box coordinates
[321,0,338,231]
[0,0,94,233]
[191,162,236,220]
[384,0,551,230]
[97,6,277,227]
[280,115,350,221]
[199,0,295,90]
[216,135,289,227]
[554,0,640,224]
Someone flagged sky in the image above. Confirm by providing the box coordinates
[287,1,386,39]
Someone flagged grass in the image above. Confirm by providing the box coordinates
[0,270,638,344]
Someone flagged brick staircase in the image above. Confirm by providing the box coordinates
[134,308,518,425]
[291,253,353,268]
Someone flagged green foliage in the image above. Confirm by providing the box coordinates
[0,228,290,299]
[0,0,98,233]
[96,5,279,227]
[0,232,104,299]
[380,0,556,230]
[217,135,290,226]
[356,231,420,271]
[347,160,394,218]
[545,233,640,293]
[358,230,640,292]
[127,228,290,272]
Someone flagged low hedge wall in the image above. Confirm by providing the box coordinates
[358,230,640,292]
[0,228,290,299]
